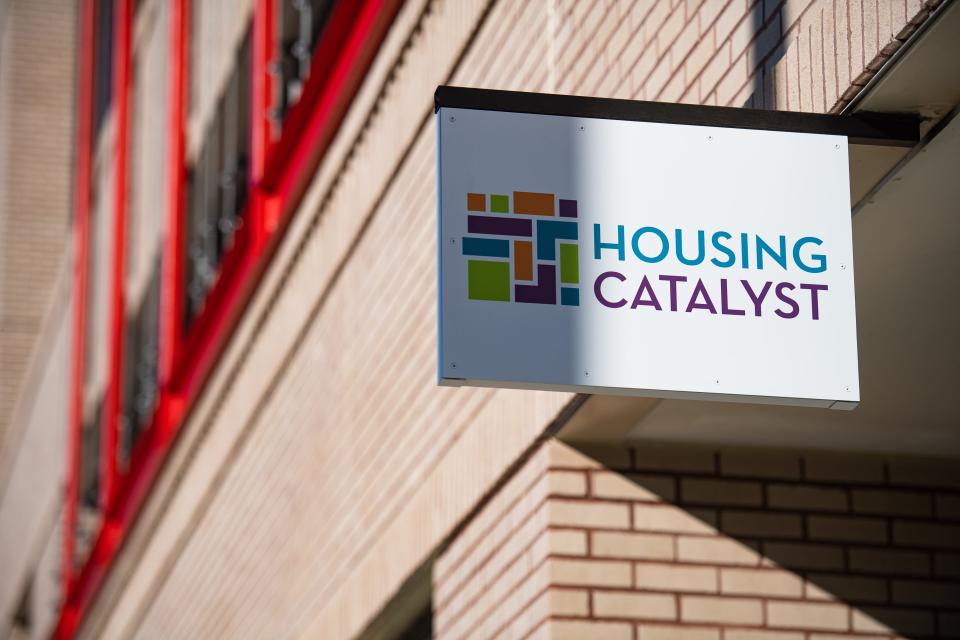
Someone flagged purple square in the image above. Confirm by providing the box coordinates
[559,199,578,218]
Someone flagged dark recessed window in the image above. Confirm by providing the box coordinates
[184,29,252,328]
[93,0,115,140]
[12,576,33,633]
[274,0,337,124]
[121,257,161,466]
[79,402,102,510]
[396,607,432,640]
[75,400,103,569]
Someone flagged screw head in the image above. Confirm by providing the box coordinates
[450,362,457,369]
[707,135,713,141]
[834,144,840,149]
[449,116,455,123]
[584,371,589,377]
[578,125,585,131]
[450,237,456,244]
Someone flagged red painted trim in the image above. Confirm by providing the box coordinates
[251,0,274,186]
[259,0,366,183]
[260,0,402,215]
[56,1,403,636]
[102,0,133,511]
[64,0,96,599]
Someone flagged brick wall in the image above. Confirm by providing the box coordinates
[0,0,74,477]
[72,0,950,637]
[436,440,960,639]
[0,262,70,635]
[186,0,254,161]
[126,0,170,305]
[556,0,942,112]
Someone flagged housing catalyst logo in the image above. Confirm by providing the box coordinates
[462,191,580,306]
[462,191,830,320]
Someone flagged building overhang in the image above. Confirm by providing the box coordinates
[561,0,960,456]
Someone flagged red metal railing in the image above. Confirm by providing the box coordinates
[56,0,403,636]
[63,0,96,606]
[102,0,132,511]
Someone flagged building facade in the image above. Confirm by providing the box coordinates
[0,0,958,638]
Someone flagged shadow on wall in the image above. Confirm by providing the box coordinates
[569,442,959,639]
[746,2,786,110]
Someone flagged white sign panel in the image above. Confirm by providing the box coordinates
[438,103,859,408]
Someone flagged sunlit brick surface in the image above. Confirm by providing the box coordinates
[58,0,947,638]
[0,0,74,476]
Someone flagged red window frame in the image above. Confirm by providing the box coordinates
[57,0,403,637]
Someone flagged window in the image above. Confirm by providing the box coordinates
[184,29,252,328]
[121,257,161,466]
[274,0,338,124]
[79,405,101,510]
[359,563,432,640]
[12,576,33,635]
[396,608,431,640]
[93,0,115,139]
[75,401,103,569]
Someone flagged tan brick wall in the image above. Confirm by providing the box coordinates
[67,0,946,638]
[186,0,254,161]
[30,505,65,640]
[0,260,70,635]
[83,133,115,408]
[436,440,960,639]
[553,0,940,112]
[0,0,75,478]
[126,0,169,305]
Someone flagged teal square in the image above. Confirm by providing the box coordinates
[490,194,509,213]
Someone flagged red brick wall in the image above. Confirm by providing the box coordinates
[435,441,960,639]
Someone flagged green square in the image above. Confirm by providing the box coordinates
[490,194,509,213]
[559,243,579,284]
[468,260,510,301]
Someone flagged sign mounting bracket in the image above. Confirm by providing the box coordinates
[435,86,920,148]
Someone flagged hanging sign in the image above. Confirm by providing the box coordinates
[437,87,860,408]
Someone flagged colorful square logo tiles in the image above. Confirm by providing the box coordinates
[463,191,579,306]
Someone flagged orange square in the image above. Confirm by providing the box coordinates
[467,193,486,212]
[514,240,533,281]
[513,191,555,216]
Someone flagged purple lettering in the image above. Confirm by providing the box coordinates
[719,279,745,316]
[800,283,828,320]
[631,275,662,310]
[594,271,627,308]
[774,282,800,319]
[685,278,717,314]
[658,275,687,311]
[741,280,772,316]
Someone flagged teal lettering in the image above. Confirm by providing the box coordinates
[632,227,669,263]
[594,224,625,261]
[710,231,735,268]
[757,235,788,270]
[676,229,706,266]
[794,236,827,273]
